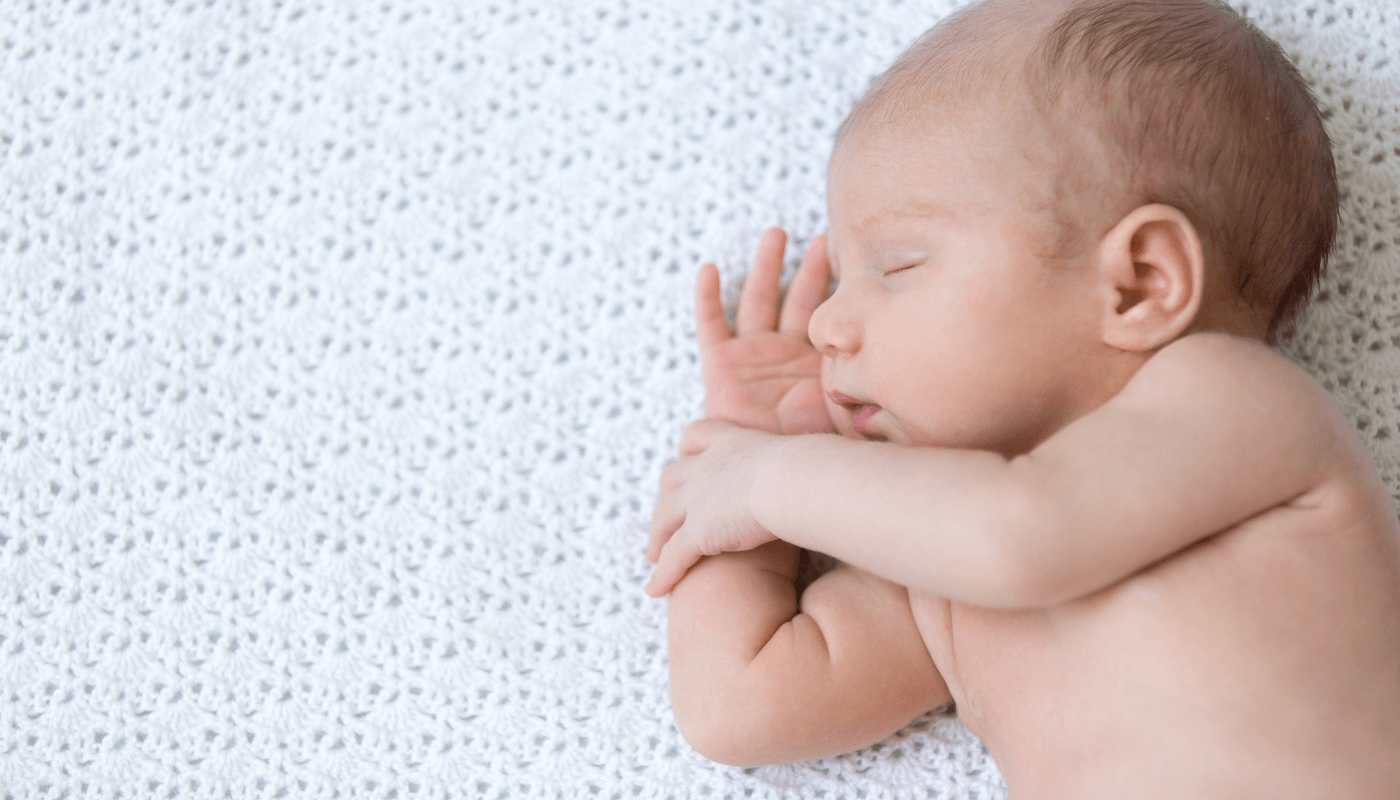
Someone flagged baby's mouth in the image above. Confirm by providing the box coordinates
[829,391,885,439]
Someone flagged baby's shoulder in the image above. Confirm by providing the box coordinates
[1145,332,1318,393]
[1136,332,1339,429]
[1146,333,1380,504]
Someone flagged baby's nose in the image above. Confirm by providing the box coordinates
[808,297,859,357]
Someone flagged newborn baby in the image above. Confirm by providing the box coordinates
[644,0,1400,796]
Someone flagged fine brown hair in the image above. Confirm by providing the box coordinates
[1033,0,1338,342]
[837,0,1339,343]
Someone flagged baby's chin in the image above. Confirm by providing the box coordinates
[842,419,894,444]
[867,422,1026,454]
[837,427,889,443]
[833,399,1030,449]
[840,409,1026,451]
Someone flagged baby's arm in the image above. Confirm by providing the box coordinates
[736,333,1331,607]
[667,541,950,766]
[663,229,947,765]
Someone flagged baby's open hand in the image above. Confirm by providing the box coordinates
[697,228,834,436]
[644,418,783,597]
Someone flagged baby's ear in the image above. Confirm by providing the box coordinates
[1093,204,1205,352]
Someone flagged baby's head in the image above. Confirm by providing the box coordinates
[813,0,1338,455]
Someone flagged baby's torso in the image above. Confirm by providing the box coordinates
[908,444,1400,799]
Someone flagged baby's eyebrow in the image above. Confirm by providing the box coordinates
[892,196,954,219]
[851,199,954,234]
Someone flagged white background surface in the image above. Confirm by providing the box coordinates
[1,0,1397,797]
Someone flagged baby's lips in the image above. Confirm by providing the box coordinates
[829,390,882,434]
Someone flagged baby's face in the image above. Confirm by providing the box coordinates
[812,114,1112,456]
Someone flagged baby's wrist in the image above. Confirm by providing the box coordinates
[749,432,802,540]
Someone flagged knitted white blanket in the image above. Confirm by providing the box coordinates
[2,0,1396,797]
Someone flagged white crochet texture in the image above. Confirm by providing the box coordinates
[1,0,1397,797]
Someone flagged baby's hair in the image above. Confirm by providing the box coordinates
[1034,0,1338,342]
[837,0,1339,343]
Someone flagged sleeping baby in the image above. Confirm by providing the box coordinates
[643,0,1400,796]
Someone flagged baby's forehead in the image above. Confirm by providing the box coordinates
[830,104,1062,209]
[826,129,1072,262]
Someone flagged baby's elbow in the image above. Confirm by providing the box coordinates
[955,554,1041,609]
[978,527,1103,609]
[676,723,767,768]
[968,524,1087,609]
[981,555,1075,609]
[671,685,784,767]
[970,481,1076,609]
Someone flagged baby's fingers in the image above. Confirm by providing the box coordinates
[778,233,830,338]
[647,454,697,563]
[644,529,704,597]
[694,262,730,352]
[646,486,685,565]
[735,227,786,337]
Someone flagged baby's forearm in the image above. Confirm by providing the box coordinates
[751,433,1023,606]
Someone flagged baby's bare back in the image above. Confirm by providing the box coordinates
[909,388,1400,798]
